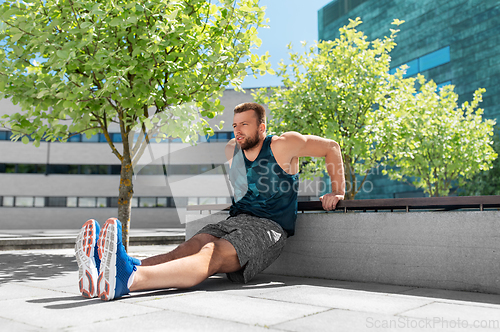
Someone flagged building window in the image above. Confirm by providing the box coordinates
[0,163,227,175]
[110,165,121,175]
[206,131,235,142]
[0,130,233,143]
[3,164,16,173]
[80,165,108,175]
[46,197,67,207]
[217,197,230,204]
[131,197,139,208]
[68,134,81,142]
[15,196,34,207]
[3,196,14,206]
[34,197,44,207]
[172,197,187,207]
[78,197,96,207]
[139,197,156,207]
[404,59,419,77]
[47,165,79,174]
[97,197,107,208]
[0,195,230,208]
[390,46,451,77]
[187,197,199,206]
[157,197,167,207]
[0,130,10,140]
[17,164,44,173]
[108,197,119,207]
[137,165,164,175]
[419,46,450,72]
[111,133,123,143]
[81,134,99,143]
[67,197,78,207]
[199,197,217,205]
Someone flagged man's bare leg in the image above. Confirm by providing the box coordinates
[141,233,219,266]
[130,237,240,291]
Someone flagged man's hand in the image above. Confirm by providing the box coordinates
[319,193,344,211]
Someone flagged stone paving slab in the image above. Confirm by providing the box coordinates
[1,296,162,330]
[0,316,41,332]
[253,285,434,315]
[138,291,330,327]
[272,309,404,332]
[64,310,281,332]
[271,307,500,332]
[399,302,500,329]
[1,246,500,331]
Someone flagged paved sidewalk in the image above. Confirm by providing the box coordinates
[1,246,500,331]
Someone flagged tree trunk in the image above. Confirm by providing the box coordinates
[343,156,356,200]
[118,157,134,252]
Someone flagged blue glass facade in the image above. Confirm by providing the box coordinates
[389,46,451,79]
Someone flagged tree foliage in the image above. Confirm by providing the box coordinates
[253,18,404,199]
[253,17,496,199]
[0,0,270,249]
[385,74,497,197]
[461,128,500,196]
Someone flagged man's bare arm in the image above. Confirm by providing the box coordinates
[275,132,345,210]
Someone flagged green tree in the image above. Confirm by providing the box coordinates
[461,128,500,196]
[384,74,497,197]
[253,18,406,199]
[0,0,271,249]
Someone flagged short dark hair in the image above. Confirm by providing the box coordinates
[233,102,266,125]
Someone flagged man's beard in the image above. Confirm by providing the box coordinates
[239,131,260,150]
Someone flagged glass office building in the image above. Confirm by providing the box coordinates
[318,0,500,198]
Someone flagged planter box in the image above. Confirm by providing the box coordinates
[186,210,500,294]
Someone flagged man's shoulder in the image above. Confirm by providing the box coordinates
[270,132,307,162]
[271,132,305,146]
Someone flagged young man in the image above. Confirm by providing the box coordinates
[75,102,345,301]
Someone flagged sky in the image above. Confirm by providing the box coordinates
[241,0,332,89]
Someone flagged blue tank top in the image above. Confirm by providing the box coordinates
[229,135,299,236]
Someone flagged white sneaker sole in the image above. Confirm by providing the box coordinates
[75,219,99,298]
[97,219,118,301]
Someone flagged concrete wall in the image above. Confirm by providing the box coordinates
[186,210,500,294]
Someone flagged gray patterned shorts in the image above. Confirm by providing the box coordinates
[195,214,287,283]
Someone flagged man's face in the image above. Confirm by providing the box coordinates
[232,110,262,150]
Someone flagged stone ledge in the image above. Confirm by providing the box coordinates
[185,210,500,295]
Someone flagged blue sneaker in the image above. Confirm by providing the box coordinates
[75,219,101,298]
[97,218,141,301]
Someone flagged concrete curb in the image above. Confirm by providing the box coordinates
[0,234,185,250]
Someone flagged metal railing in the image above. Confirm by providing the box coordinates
[186,195,500,213]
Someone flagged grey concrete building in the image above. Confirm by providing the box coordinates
[318,0,500,198]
